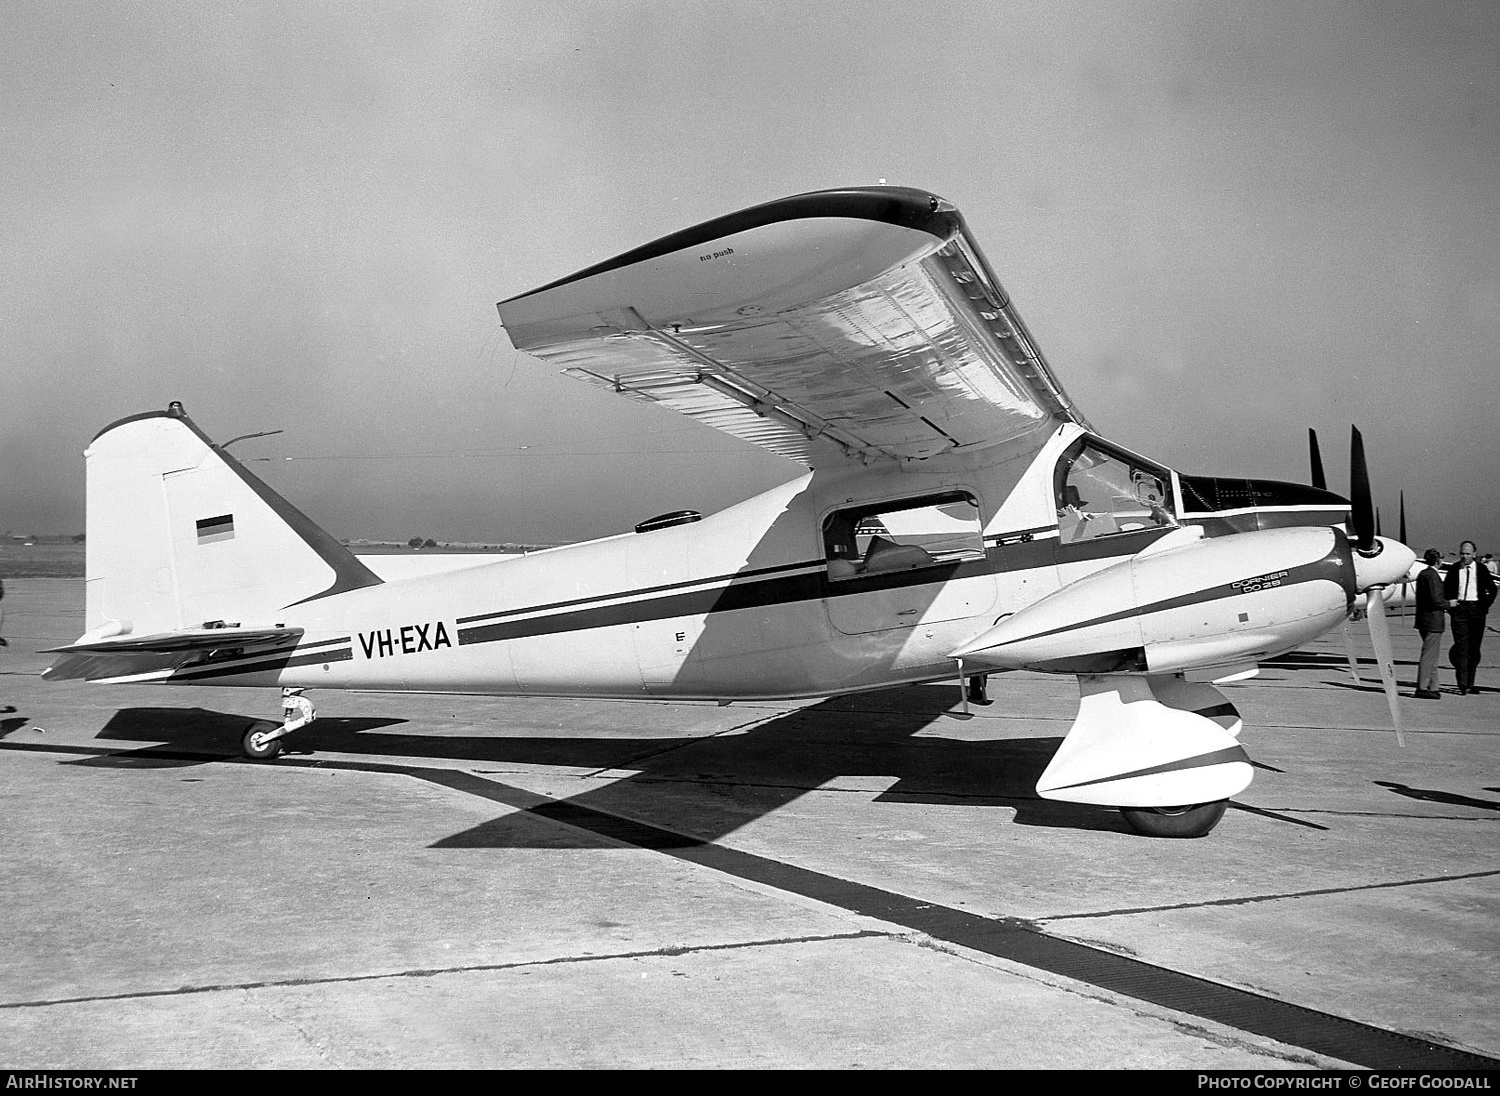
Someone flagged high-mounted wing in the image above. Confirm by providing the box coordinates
[498,187,1088,466]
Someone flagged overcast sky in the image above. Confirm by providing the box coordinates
[3,1,1497,552]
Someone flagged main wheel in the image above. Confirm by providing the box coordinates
[242,724,284,761]
[1119,800,1228,838]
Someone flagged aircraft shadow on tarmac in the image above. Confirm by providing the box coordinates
[1263,649,1437,695]
[81,686,1122,843]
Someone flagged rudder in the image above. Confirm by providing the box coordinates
[83,404,381,638]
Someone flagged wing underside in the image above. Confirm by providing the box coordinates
[498,188,1087,466]
[42,627,302,683]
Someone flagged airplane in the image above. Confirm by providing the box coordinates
[43,185,1417,838]
[1312,425,1500,624]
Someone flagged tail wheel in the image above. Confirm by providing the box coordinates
[1119,800,1228,838]
[242,725,283,761]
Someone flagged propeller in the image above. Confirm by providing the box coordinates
[1339,618,1363,685]
[1343,425,1416,745]
[1397,491,1409,619]
[1349,425,1375,550]
[1308,428,1327,491]
[1364,586,1405,747]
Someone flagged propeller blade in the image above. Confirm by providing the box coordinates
[1308,428,1327,491]
[1376,506,1383,538]
[1365,587,1406,747]
[1398,491,1409,618]
[1340,618,1362,684]
[1349,425,1375,551]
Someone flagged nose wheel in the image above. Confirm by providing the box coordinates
[1119,800,1228,838]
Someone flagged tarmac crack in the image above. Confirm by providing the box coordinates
[0,930,891,1012]
[242,989,333,1065]
[1040,867,1500,921]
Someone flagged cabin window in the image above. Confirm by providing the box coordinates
[823,491,985,581]
[1054,440,1175,543]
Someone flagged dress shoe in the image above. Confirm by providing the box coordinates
[1414,690,1441,699]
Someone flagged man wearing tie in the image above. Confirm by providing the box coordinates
[1443,540,1496,695]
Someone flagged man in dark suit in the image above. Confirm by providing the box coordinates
[1443,540,1497,695]
[1413,548,1446,699]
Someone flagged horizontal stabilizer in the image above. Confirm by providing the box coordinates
[42,627,302,682]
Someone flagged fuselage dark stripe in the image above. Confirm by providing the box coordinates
[989,549,1351,648]
[154,634,350,679]
[457,536,1083,648]
[455,559,827,626]
[172,646,353,682]
[456,525,1176,639]
[460,573,829,646]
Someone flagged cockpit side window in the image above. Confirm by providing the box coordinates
[1054,441,1175,543]
[824,490,985,581]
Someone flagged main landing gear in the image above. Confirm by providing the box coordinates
[241,688,316,760]
[1118,800,1228,839]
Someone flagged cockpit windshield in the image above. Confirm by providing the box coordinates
[1055,440,1175,543]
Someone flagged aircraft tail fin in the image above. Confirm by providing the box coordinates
[80,405,382,640]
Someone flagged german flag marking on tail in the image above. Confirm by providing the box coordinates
[196,514,235,544]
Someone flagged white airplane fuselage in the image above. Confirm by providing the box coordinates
[154,420,1363,703]
[176,427,1066,699]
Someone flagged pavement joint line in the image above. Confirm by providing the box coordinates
[1287,808,1500,820]
[564,711,803,777]
[573,771,1027,802]
[10,740,1495,817]
[6,737,1499,1067]
[1226,802,1330,829]
[0,930,890,1012]
[905,935,1334,1067]
[1039,867,1500,921]
[377,764,1500,1069]
[583,728,739,776]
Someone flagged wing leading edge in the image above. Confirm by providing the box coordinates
[498,187,1088,467]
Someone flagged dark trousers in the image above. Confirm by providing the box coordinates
[1418,628,1443,692]
[1448,605,1489,691]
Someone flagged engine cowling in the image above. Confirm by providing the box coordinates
[952,526,1409,676]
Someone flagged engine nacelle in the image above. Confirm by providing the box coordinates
[952,526,1361,675]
